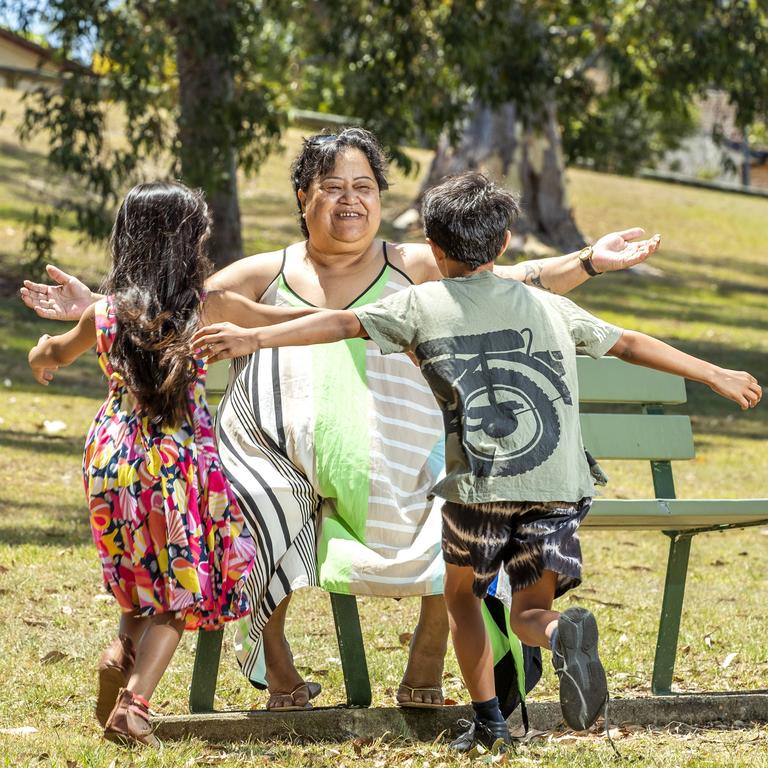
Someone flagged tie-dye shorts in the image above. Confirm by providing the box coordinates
[441,497,592,599]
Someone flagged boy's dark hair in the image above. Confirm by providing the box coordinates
[102,181,212,426]
[291,127,389,237]
[422,173,520,268]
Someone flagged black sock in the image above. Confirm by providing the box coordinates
[471,696,505,724]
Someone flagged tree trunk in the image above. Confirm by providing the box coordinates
[410,98,584,253]
[176,16,243,268]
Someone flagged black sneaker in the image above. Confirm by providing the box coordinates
[449,717,512,753]
[552,607,608,731]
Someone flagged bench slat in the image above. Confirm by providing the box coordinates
[577,356,687,404]
[585,498,768,529]
[580,413,694,460]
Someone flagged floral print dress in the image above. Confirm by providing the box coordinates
[84,297,254,630]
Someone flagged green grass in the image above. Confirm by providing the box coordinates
[1,86,767,766]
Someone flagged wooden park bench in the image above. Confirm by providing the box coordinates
[189,356,768,712]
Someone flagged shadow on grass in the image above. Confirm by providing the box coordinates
[575,274,768,334]
[0,496,90,546]
[0,297,106,398]
[0,429,84,457]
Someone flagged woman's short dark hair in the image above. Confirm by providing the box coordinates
[421,173,520,268]
[291,127,389,237]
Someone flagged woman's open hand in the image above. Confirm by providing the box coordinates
[591,229,661,273]
[20,265,95,321]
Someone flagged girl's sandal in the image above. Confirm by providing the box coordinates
[103,688,160,747]
[96,635,136,727]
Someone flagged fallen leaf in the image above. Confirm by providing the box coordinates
[41,419,67,435]
[298,665,328,676]
[23,619,49,627]
[704,633,714,648]
[443,697,458,706]
[722,652,738,669]
[0,564,9,574]
[711,559,727,567]
[352,737,375,755]
[399,631,413,645]
[40,649,69,665]
[738,551,748,556]
[680,644,691,656]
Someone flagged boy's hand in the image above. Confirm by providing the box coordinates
[591,230,661,273]
[708,368,762,410]
[29,335,58,385]
[192,323,259,363]
[20,264,94,321]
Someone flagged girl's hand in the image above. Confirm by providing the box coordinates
[708,368,762,410]
[192,323,260,363]
[29,335,58,385]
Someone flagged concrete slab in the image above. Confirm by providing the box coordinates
[154,692,768,743]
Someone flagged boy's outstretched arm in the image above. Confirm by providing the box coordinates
[608,330,762,410]
[28,303,97,385]
[192,310,365,363]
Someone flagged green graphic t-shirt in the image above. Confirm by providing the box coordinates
[353,271,623,504]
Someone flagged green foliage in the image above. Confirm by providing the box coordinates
[6,0,289,246]
[3,0,767,247]
[23,208,59,277]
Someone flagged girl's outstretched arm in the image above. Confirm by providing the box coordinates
[608,330,762,410]
[193,310,365,363]
[28,303,97,385]
[201,288,322,327]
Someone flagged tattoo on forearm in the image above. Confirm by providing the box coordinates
[522,261,551,292]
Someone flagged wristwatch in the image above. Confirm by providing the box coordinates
[578,246,602,277]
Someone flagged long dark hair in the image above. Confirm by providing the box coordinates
[102,181,212,426]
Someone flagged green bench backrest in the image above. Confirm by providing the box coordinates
[206,357,694,462]
[576,356,694,462]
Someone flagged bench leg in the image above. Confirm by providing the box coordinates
[189,628,224,713]
[653,532,692,695]
[330,593,372,707]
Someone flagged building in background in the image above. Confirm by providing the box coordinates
[658,90,768,190]
[0,27,88,91]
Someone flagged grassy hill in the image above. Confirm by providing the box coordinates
[0,86,767,766]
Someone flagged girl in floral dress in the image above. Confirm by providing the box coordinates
[27,182,264,746]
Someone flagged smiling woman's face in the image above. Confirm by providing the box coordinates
[298,148,382,254]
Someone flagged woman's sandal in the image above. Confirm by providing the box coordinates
[96,635,136,727]
[266,681,322,712]
[103,688,160,747]
[396,683,446,709]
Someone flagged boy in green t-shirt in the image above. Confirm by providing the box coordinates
[194,173,761,751]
